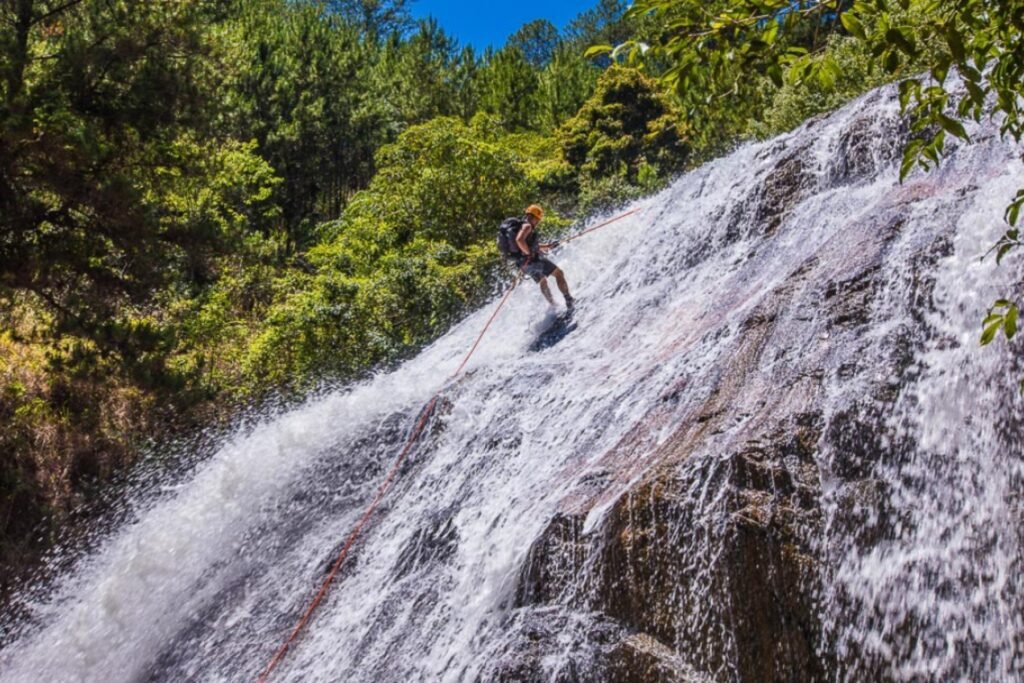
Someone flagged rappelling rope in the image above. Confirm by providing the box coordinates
[559,207,640,245]
[257,207,639,681]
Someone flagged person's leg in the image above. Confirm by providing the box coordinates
[552,268,573,306]
[538,278,556,306]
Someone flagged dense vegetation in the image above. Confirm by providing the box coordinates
[3,0,1020,588]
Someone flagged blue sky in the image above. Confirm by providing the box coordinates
[411,0,597,50]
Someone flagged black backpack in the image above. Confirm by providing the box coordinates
[496,216,526,257]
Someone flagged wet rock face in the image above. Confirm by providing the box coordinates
[505,414,827,681]
[514,512,586,607]
[594,414,825,682]
[825,99,906,186]
[605,634,712,683]
[392,512,459,580]
[753,150,813,237]
[476,610,710,683]
[720,144,814,245]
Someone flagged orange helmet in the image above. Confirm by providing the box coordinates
[525,204,544,220]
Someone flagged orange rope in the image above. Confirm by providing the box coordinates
[258,276,523,682]
[257,207,638,681]
[560,207,641,245]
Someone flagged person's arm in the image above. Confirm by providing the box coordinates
[516,223,533,257]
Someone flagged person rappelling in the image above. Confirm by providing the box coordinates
[496,204,575,310]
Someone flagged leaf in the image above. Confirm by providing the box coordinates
[996,242,1015,265]
[1008,202,1021,227]
[884,48,900,73]
[818,55,841,90]
[945,23,966,62]
[981,319,1002,345]
[937,114,969,141]
[899,142,921,180]
[840,12,866,40]
[886,28,917,57]
[964,80,985,106]
[931,55,951,84]
[898,79,920,110]
[610,43,633,62]
[584,44,613,58]
[960,64,982,83]
[1006,305,1019,339]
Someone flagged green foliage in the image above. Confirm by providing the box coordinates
[981,300,1018,345]
[537,44,602,131]
[558,67,688,185]
[447,45,483,121]
[222,0,384,247]
[245,117,536,387]
[370,19,463,127]
[602,0,1024,384]
[565,0,633,57]
[588,0,857,157]
[325,0,412,38]
[751,35,891,138]
[478,46,542,131]
[835,0,1024,372]
[0,0,228,363]
[508,19,560,68]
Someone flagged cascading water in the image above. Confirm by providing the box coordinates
[1,82,1021,682]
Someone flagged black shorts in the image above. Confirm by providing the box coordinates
[513,255,558,282]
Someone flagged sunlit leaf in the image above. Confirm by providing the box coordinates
[1006,305,1019,338]
[937,113,969,140]
[981,319,1002,345]
[840,12,866,40]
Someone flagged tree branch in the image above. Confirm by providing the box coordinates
[30,0,88,27]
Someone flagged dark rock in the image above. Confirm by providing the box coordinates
[605,633,712,683]
[392,511,459,580]
[590,415,826,682]
[826,111,906,186]
[754,151,813,237]
[516,512,587,607]
[822,266,880,329]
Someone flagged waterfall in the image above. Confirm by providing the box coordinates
[2,82,1021,682]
